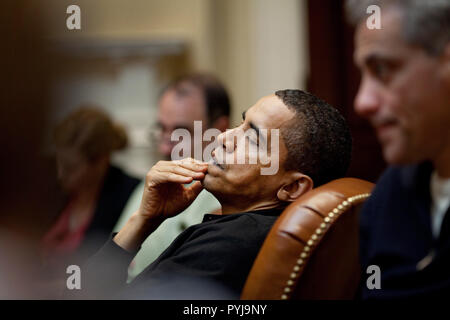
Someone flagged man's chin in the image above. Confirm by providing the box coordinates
[200,180,218,205]
[201,173,215,191]
[202,172,226,197]
[382,143,403,164]
[382,143,421,165]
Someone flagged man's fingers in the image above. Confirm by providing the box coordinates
[185,181,204,200]
[149,169,192,185]
[154,164,205,179]
[148,158,208,186]
[166,172,193,184]
[171,166,205,178]
[180,157,207,165]
[175,158,208,172]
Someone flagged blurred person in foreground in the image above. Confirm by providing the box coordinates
[41,107,140,278]
[0,0,64,298]
[114,73,230,280]
[72,89,352,299]
[346,0,450,298]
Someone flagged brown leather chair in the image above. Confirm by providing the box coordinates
[241,178,374,300]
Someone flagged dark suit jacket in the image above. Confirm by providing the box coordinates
[359,162,450,299]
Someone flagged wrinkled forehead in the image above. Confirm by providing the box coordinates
[246,94,294,130]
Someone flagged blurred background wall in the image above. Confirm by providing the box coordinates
[38,0,384,181]
[42,0,309,177]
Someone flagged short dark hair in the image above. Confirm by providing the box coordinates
[161,73,231,125]
[275,90,352,187]
[345,0,450,55]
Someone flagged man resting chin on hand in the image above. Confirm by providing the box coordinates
[72,90,352,299]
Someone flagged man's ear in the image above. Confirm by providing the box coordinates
[212,116,229,132]
[276,172,313,202]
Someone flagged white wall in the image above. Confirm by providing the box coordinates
[213,0,309,125]
[51,59,161,177]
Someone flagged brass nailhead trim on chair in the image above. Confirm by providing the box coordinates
[280,192,371,300]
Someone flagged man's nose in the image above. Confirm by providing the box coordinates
[354,76,380,119]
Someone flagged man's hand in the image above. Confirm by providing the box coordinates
[137,158,208,220]
[113,158,208,252]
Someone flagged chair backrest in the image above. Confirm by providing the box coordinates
[241,178,374,300]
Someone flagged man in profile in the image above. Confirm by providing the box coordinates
[114,73,230,279]
[79,89,352,299]
[346,0,450,298]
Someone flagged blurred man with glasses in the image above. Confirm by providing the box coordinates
[114,73,230,280]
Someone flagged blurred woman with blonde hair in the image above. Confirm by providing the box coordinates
[41,106,140,269]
